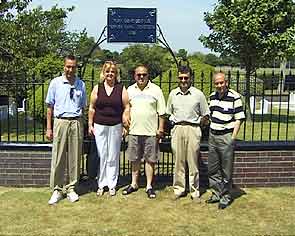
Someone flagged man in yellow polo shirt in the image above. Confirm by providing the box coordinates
[122,65,165,199]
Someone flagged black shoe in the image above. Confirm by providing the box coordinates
[205,194,220,204]
[122,185,138,195]
[218,196,232,209]
[218,201,230,209]
[146,188,156,199]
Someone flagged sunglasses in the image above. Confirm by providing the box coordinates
[136,73,148,77]
[70,87,75,99]
[178,76,189,81]
[104,60,117,65]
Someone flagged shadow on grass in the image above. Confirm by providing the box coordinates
[75,175,174,197]
[76,177,98,196]
[76,170,246,202]
[231,184,247,202]
[76,174,174,194]
[252,113,295,123]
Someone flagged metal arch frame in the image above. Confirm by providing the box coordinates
[79,24,180,78]
[156,24,179,69]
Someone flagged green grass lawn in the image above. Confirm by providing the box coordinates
[0,185,294,236]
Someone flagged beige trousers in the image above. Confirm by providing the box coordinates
[171,125,201,197]
[50,118,83,192]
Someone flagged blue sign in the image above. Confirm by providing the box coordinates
[107,8,157,43]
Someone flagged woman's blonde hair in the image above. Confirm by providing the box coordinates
[99,61,120,83]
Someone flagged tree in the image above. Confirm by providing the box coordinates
[62,29,97,58]
[204,53,221,67]
[0,1,75,79]
[97,49,120,64]
[190,52,206,63]
[199,0,295,110]
[176,49,188,61]
[219,55,240,67]
[120,44,172,82]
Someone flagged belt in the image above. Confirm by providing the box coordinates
[56,116,80,120]
[210,128,233,135]
[175,121,200,127]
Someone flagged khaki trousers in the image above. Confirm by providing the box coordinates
[50,118,83,192]
[171,125,201,197]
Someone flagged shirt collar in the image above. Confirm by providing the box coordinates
[62,74,77,85]
[135,80,151,90]
[214,88,229,99]
[176,86,192,95]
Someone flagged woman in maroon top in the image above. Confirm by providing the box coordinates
[88,61,130,196]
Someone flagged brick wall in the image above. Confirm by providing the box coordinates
[0,150,51,187]
[199,150,295,188]
[0,146,294,187]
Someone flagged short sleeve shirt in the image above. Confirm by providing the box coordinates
[45,75,87,118]
[209,88,245,131]
[127,81,166,136]
[166,86,210,124]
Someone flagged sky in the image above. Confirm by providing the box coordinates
[30,0,217,54]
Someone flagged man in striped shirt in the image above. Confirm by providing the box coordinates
[207,72,245,209]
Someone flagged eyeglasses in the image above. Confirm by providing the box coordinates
[70,87,75,99]
[178,76,189,81]
[136,73,148,77]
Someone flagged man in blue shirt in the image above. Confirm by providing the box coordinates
[46,55,87,205]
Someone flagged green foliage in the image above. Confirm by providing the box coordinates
[27,80,49,121]
[190,52,207,63]
[120,44,173,80]
[200,0,295,113]
[0,0,99,118]
[153,56,215,99]
[96,49,120,63]
[203,53,220,66]
[0,1,94,82]
[190,52,240,67]
[31,53,63,79]
[0,3,73,75]
[176,49,188,60]
[63,29,97,57]
[200,0,295,74]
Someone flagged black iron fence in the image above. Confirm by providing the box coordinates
[1,69,295,178]
[0,69,294,143]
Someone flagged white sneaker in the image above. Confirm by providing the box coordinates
[48,190,63,205]
[109,188,116,196]
[96,188,104,197]
[67,191,79,203]
[191,190,200,199]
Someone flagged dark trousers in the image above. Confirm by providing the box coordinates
[208,132,234,198]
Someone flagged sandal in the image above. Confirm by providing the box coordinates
[122,185,138,195]
[146,188,156,199]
